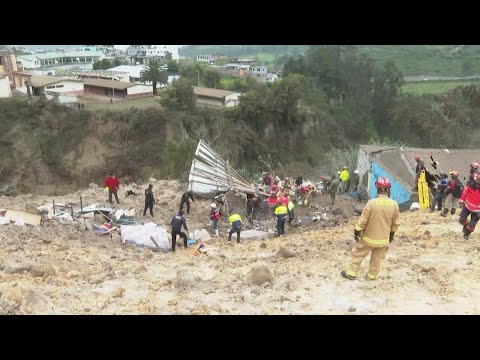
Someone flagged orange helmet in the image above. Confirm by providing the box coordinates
[415,155,421,162]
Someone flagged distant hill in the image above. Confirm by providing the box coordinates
[179,45,480,77]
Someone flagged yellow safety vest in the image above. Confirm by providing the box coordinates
[288,201,295,211]
[274,205,288,215]
[229,214,242,224]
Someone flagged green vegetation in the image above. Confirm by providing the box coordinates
[92,58,128,70]
[402,80,480,96]
[140,58,168,95]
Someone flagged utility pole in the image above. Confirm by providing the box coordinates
[197,70,200,87]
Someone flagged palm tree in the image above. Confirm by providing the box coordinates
[140,58,168,95]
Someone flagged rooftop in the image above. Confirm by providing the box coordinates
[193,86,239,99]
[83,78,136,90]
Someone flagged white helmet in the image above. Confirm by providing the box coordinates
[210,203,217,209]
[354,170,359,174]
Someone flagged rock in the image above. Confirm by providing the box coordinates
[210,303,221,312]
[276,247,296,258]
[3,261,33,274]
[467,261,473,265]
[280,295,293,302]
[89,183,98,190]
[168,298,178,306]
[134,265,147,274]
[348,306,356,312]
[21,290,54,314]
[112,287,125,298]
[331,208,343,215]
[74,222,87,232]
[175,272,201,289]
[0,308,7,315]
[246,263,274,286]
[66,270,79,279]
[191,308,203,315]
[30,265,56,278]
[260,242,267,249]
[423,230,431,236]
[188,229,211,243]
[84,307,91,313]
[88,275,106,285]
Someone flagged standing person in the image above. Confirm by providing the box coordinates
[466,162,480,189]
[349,170,360,192]
[327,175,340,205]
[441,171,464,217]
[170,210,188,252]
[228,211,242,243]
[81,103,84,110]
[414,155,425,185]
[209,203,220,237]
[342,176,400,281]
[339,166,350,193]
[430,173,448,213]
[459,173,480,240]
[77,102,81,110]
[143,184,155,217]
[179,190,195,214]
[104,171,120,205]
[274,201,288,237]
[262,172,272,194]
[287,198,295,225]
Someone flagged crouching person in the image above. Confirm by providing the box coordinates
[228,211,242,243]
[171,210,188,252]
[342,176,400,281]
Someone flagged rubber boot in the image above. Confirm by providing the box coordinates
[440,208,448,217]
[464,226,472,240]
[215,229,219,237]
[341,270,355,280]
[237,232,240,244]
[451,208,456,215]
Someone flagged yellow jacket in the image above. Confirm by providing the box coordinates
[274,205,288,215]
[288,201,295,211]
[340,170,350,182]
[229,214,242,225]
[354,194,399,247]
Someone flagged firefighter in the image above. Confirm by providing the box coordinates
[459,173,480,240]
[342,176,400,281]
[274,200,288,237]
[466,162,480,189]
[441,171,464,217]
[339,166,350,193]
[209,203,220,237]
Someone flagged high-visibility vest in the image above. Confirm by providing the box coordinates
[274,205,288,215]
[229,214,242,224]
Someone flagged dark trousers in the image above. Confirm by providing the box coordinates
[109,190,120,204]
[288,209,294,224]
[143,202,153,216]
[459,206,480,233]
[180,199,190,213]
[228,220,241,243]
[276,214,286,235]
[431,192,443,211]
[171,229,188,252]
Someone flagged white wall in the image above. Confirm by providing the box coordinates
[46,91,77,104]
[18,57,41,69]
[44,81,83,94]
[127,84,152,96]
[224,93,241,107]
[356,147,372,190]
[0,76,12,98]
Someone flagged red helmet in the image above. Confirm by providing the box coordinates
[375,176,391,189]
[415,155,421,162]
[280,196,289,206]
[319,176,325,181]
[471,162,479,169]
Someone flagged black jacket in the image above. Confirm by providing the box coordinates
[181,191,195,203]
[171,215,188,232]
[145,189,155,204]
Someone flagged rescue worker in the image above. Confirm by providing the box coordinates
[430,173,448,213]
[274,200,288,237]
[170,210,188,252]
[349,169,360,192]
[287,198,295,225]
[339,166,350,193]
[459,173,480,240]
[143,184,155,217]
[228,211,242,243]
[327,175,340,205]
[104,171,120,205]
[283,177,291,191]
[209,203,220,237]
[441,171,464,217]
[466,162,480,189]
[179,190,195,214]
[342,176,400,281]
[262,172,272,194]
[414,155,425,185]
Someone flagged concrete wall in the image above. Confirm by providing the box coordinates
[126,84,153,97]
[0,76,12,98]
[356,147,372,190]
[45,81,84,94]
[224,93,241,107]
[369,161,411,205]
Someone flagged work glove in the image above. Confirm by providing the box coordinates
[389,232,395,243]
[354,229,361,242]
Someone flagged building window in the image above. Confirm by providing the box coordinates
[56,85,64,88]
[46,85,55,89]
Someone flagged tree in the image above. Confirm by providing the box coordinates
[159,77,196,112]
[167,60,179,72]
[165,51,172,60]
[93,58,113,70]
[203,69,221,88]
[140,58,168,95]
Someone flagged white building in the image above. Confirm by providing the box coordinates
[267,73,279,83]
[193,86,242,108]
[249,65,268,81]
[197,55,213,63]
[29,75,84,97]
[17,50,105,69]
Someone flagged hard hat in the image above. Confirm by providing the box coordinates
[375,176,391,189]
[354,170,359,174]
[319,176,325,181]
[280,197,289,206]
[343,166,347,170]
[450,171,459,177]
[471,162,480,169]
[415,155,421,161]
[338,171,341,175]
[210,203,217,209]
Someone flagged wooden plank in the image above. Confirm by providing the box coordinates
[149,236,160,252]
[5,209,41,226]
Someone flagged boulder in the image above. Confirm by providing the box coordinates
[246,263,274,286]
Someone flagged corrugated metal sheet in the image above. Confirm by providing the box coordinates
[188,140,256,197]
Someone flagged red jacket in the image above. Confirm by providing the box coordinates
[209,209,220,221]
[104,176,120,192]
[460,186,480,212]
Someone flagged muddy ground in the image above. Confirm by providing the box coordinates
[0,180,479,315]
